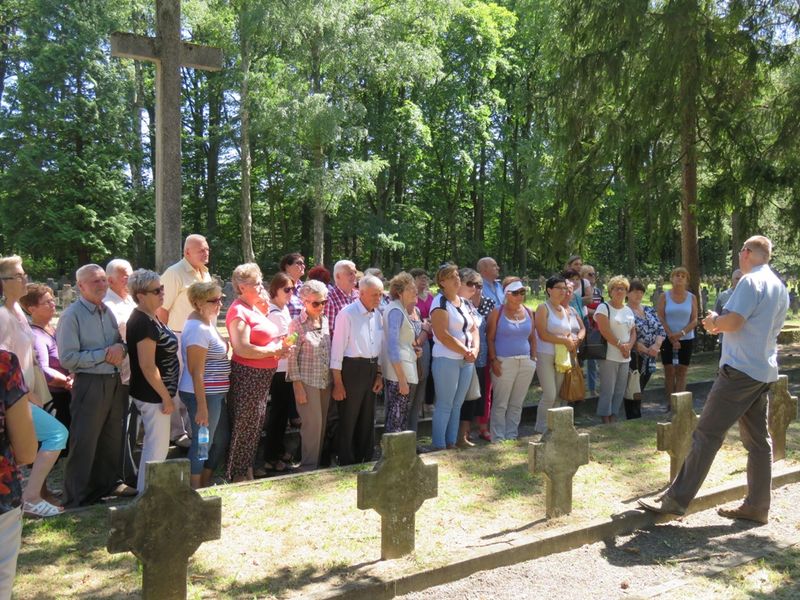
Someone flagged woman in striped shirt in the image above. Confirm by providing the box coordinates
[179,281,231,489]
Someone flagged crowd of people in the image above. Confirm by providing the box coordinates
[0,233,790,597]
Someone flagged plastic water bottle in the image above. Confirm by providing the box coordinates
[197,425,210,461]
[672,354,679,368]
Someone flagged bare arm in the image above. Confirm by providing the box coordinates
[136,338,175,414]
[228,318,282,359]
[186,345,209,424]
[431,308,470,357]
[534,304,572,347]
[7,396,37,464]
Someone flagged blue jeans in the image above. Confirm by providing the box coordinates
[431,357,473,448]
[179,391,225,475]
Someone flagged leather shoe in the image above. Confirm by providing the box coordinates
[110,483,138,498]
[717,503,768,524]
[638,495,686,516]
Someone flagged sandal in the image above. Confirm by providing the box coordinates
[478,431,492,442]
[23,499,63,518]
[264,460,287,472]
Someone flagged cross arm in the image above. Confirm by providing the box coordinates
[110,32,222,71]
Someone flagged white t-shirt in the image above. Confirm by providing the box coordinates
[431,294,476,360]
[595,302,635,363]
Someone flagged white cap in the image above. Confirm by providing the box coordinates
[504,280,525,295]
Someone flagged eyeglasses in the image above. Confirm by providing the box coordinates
[282,287,294,294]
[144,285,165,295]
[206,297,223,305]
[611,286,627,292]
[306,299,328,308]
[466,281,483,289]
[586,272,596,277]
[509,289,526,296]
[293,261,306,267]
[551,285,568,291]
[39,298,57,306]
[0,273,27,282]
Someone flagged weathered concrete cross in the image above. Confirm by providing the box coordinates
[357,431,438,559]
[768,374,798,462]
[530,407,589,518]
[107,459,221,599]
[657,392,698,482]
[110,0,222,271]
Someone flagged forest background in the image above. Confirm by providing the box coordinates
[1,0,799,287]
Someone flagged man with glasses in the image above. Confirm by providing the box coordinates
[56,264,133,506]
[640,236,788,524]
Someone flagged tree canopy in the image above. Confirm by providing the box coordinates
[1,0,799,281]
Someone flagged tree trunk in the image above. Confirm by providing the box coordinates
[239,37,255,263]
[679,3,701,298]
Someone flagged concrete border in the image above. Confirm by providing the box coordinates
[324,466,800,600]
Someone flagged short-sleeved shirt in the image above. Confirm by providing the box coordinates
[225,299,279,369]
[595,303,635,363]
[720,264,788,383]
[126,309,180,403]
[1,350,29,514]
[179,318,231,395]
[161,258,211,331]
[267,303,292,373]
[103,289,137,384]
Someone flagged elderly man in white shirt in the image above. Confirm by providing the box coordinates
[103,258,138,486]
[156,234,212,447]
[330,274,384,465]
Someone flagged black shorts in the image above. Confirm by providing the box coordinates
[660,338,694,366]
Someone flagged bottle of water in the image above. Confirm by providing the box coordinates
[672,354,679,368]
[197,425,210,461]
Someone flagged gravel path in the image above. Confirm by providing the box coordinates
[397,482,800,600]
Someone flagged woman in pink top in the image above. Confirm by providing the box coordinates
[225,263,290,482]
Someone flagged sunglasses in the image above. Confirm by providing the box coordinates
[466,281,483,289]
[206,297,223,305]
[306,299,328,308]
[144,285,165,295]
[282,287,294,294]
[509,289,526,296]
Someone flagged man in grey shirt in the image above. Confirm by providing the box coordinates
[640,236,788,524]
[57,264,134,507]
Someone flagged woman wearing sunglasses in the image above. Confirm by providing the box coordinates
[178,281,230,489]
[487,278,537,441]
[263,272,298,472]
[125,269,180,493]
[287,280,331,469]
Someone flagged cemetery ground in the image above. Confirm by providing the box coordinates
[14,396,800,598]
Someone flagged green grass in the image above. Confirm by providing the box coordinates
[15,419,800,599]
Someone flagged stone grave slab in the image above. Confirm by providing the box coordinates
[768,374,798,462]
[530,407,589,518]
[107,459,221,599]
[357,431,438,559]
[657,392,698,482]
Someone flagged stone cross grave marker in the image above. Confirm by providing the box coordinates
[529,407,589,518]
[657,392,698,481]
[357,431,438,559]
[768,374,798,461]
[110,0,222,272]
[107,459,221,599]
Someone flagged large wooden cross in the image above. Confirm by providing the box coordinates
[110,0,222,271]
[657,392,698,482]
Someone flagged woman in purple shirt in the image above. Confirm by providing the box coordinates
[20,284,73,431]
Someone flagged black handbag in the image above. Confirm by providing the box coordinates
[581,302,608,360]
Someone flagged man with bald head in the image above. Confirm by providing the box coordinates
[477,257,504,306]
[640,236,788,524]
[57,264,133,506]
[157,234,212,446]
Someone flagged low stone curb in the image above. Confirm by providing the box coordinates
[324,466,800,600]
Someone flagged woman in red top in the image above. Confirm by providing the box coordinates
[225,264,291,482]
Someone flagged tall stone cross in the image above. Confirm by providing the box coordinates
[107,459,222,599]
[110,0,222,271]
[529,407,589,519]
[768,374,798,462]
[357,431,438,559]
[657,392,698,482]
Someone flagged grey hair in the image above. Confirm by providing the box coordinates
[298,279,328,301]
[128,269,161,304]
[364,267,383,279]
[183,234,207,251]
[458,267,480,283]
[333,260,356,277]
[76,263,104,283]
[359,274,384,291]
[231,262,262,295]
[0,255,22,277]
[106,258,133,278]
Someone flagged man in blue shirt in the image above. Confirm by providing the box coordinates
[477,257,504,306]
[640,236,788,524]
